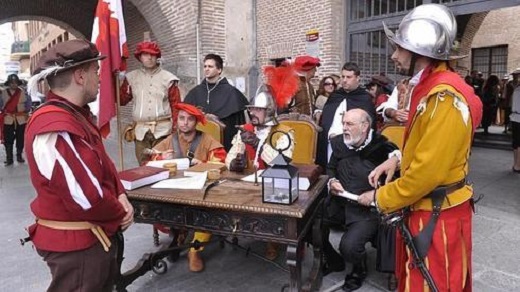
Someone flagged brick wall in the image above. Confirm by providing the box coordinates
[257,0,345,81]
[458,12,488,75]
[470,6,520,74]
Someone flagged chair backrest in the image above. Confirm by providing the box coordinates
[380,124,406,150]
[277,113,321,164]
[196,114,226,144]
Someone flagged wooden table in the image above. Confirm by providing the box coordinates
[117,171,328,292]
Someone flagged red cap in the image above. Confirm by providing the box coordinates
[174,103,207,125]
[134,41,161,60]
[294,55,321,71]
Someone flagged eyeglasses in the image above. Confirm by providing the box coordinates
[324,83,334,86]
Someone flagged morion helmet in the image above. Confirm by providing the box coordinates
[383,4,461,60]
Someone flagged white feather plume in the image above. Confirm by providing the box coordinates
[27,66,63,98]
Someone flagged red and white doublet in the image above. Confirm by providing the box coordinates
[25,92,126,252]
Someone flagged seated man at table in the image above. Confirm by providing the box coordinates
[146,103,226,272]
[325,108,398,291]
[225,87,295,260]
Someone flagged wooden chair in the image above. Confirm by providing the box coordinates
[277,113,321,164]
[196,113,226,144]
[380,124,406,150]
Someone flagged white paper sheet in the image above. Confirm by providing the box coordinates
[151,171,207,189]
[338,191,375,206]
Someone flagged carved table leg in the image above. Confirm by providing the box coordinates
[286,241,304,292]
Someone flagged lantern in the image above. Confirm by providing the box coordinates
[260,131,299,205]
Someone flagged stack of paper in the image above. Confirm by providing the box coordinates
[146,158,190,170]
[151,171,208,189]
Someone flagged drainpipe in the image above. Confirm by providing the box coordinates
[196,0,202,82]
[248,0,259,100]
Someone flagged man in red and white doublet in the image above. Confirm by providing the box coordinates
[25,39,134,292]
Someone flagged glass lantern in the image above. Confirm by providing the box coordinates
[260,153,299,205]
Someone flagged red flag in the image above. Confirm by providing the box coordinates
[91,0,128,138]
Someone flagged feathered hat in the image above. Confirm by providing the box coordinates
[247,63,299,125]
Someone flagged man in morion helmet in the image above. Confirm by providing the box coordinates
[362,4,483,292]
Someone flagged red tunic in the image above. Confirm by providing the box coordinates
[25,92,126,252]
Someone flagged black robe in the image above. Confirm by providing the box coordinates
[315,87,376,170]
[326,132,397,225]
[184,78,249,151]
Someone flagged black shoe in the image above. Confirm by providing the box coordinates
[4,160,13,166]
[342,272,365,292]
[16,154,25,163]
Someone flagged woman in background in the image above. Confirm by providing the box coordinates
[314,76,337,123]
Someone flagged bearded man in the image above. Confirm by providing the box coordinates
[325,108,398,292]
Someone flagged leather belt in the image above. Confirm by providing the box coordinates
[426,179,466,199]
[37,219,111,252]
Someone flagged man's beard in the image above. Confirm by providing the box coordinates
[344,133,362,147]
[250,115,261,126]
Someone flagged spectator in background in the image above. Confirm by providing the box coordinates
[509,68,520,173]
[366,75,393,130]
[481,74,500,134]
[314,75,337,124]
[119,41,181,165]
[503,71,519,133]
[0,74,31,165]
[471,70,484,98]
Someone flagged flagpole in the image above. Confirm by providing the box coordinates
[115,73,125,171]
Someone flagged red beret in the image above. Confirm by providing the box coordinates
[294,55,321,71]
[174,103,207,125]
[134,41,161,60]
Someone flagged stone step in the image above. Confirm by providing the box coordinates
[473,132,511,150]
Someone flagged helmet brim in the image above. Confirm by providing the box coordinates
[383,22,466,61]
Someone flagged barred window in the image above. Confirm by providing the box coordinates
[471,45,508,79]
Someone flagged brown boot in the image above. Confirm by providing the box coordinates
[188,251,204,272]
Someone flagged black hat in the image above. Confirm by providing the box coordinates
[33,39,106,77]
[4,74,23,86]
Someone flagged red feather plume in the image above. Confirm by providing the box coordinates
[263,64,299,109]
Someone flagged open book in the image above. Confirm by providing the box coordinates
[119,166,170,190]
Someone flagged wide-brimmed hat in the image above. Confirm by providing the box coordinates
[33,39,106,76]
[4,74,23,86]
[511,68,520,75]
[134,41,161,60]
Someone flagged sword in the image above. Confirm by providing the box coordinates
[384,211,439,292]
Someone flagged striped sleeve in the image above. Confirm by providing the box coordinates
[33,131,104,210]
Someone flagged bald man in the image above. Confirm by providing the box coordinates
[324,108,399,291]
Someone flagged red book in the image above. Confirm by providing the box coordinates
[119,166,169,190]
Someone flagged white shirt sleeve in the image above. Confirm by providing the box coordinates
[328,99,347,139]
[378,87,399,121]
